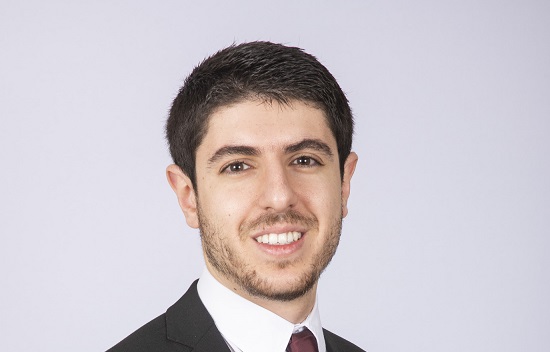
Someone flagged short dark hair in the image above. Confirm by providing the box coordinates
[166,41,353,188]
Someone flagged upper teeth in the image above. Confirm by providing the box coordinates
[255,231,302,245]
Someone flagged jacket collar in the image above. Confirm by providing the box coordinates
[165,280,230,351]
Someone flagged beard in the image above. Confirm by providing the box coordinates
[197,203,342,302]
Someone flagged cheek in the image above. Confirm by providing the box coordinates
[199,182,254,226]
[295,177,342,214]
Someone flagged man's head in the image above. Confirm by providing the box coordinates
[166,41,354,188]
[166,42,357,308]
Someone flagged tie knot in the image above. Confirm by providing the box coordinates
[286,327,319,352]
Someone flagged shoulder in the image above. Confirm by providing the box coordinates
[323,328,366,352]
[106,280,229,352]
[107,281,206,352]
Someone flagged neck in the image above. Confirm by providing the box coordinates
[245,283,318,324]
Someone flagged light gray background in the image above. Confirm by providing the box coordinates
[1,1,549,351]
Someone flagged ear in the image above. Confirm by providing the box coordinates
[166,164,199,229]
[341,152,358,218]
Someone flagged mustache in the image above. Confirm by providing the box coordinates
[240,209,318,234]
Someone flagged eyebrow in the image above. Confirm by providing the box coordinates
[207,138,334,166]
[207,145,260,165]
[285,139,334,159]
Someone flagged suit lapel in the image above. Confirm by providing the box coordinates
[165,280,231,351]
[191,324,232,352]
[324,329,337,352]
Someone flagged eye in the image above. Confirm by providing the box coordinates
[292,156,320,167]
[222,161,251,174]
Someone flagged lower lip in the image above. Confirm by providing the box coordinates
[254,234,305,256]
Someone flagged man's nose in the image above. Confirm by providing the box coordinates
[257,164,298,212]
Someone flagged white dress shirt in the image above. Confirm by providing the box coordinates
[197,268,326,352]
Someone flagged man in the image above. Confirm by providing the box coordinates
[109,41,363,352]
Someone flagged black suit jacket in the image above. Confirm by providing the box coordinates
[108,280,364,352]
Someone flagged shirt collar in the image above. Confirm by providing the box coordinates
[197,268,326,352]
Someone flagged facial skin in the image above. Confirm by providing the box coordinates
[167,100,357,322]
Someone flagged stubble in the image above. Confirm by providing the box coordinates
[197,204,342,302]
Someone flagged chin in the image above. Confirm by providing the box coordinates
[239,269,320,302]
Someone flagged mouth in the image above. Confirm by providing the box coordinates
[254,231,302,245]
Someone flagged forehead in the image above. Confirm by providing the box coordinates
[198,99,336,153]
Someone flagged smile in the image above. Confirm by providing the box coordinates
[255,231,302,245]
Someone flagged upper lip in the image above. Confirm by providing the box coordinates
[251,225,307,239]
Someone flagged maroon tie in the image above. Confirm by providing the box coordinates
[286,327,319,352]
